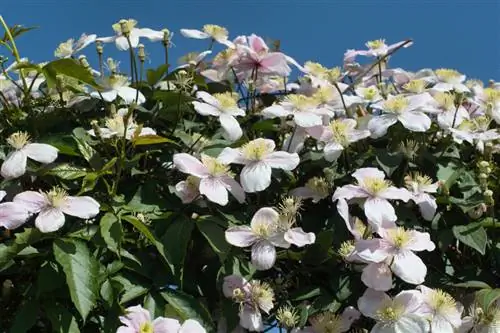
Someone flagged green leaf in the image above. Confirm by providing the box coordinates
[437,162,462,188]
[160,289,215,332]
[0,228,44,267]
[290,286,322,301]
[79,172,99,194]
[99,213,122,253]
[147,64,170,86]
[196,216,230,262]
[452,222,488,255]
[476,288,500,310]
[47,163,88,180]
[9,300,39,333]
[42,58,98,88]
[72,127,103,169]
[251,119,279,132]
[161,216,195,283]
[453,281,492,289]
[133,135,177,146]
[376,150,403,176]
[53,238,100,321]
[100,279,115,307]
[2,24,37,42]
[45,303,81,333]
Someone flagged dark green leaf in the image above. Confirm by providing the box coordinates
[2,24,37,42]
[452,222,488,255]
[161,216,194,283]
[376,150,403,176]
[42,58,98,88]
[196,216,230,262]
[146,64,170,86]
[0,228,44,267]
[453,281,492,289]
[133,135,177,146]
[45,303,81,333]
[476,288,500,311]
[99,213,122,253]
[47,163,88,180]
[9,300,39,333]
[290,286,322,301]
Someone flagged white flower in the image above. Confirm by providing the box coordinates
[218,138,300,193]
[13,188,100,233]
[1,132,58,179]
[173,176,201,204]
[405,173,439,221]
[98,19,163,51]
[289,177,330,203]
[90,74,146,105]
[192,91,245,142]
[176,50,212,70]
[180,24,232,46]
[418,285,463,333]
[0,191,30,230]
[430,68,470,93]
[422,92,469,130]
[368,94,432,138]
[54,33,97,58]
[358,288,429,333]
[87,112,155,140]
[451,116,500,153]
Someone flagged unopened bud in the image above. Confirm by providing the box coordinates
[138,44,145,62]
[91,120,102,140]
[484,142,493,160]
[191,212,199,220]
[439,182,449,196]
[484,190,494,205]
[2,279,13,300]
[78,55,90,70]
[162,29,172,46]
[488,79,495,87]
[96,40,103,54]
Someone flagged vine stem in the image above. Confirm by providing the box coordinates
[0,16,28,95]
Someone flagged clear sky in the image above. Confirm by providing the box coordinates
[3,0,500,82]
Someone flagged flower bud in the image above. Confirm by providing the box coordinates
[78,55,90,70]
[96,40,103,55]
[90,120,103,141]
[138,44,145,62]
[483,190,494,205]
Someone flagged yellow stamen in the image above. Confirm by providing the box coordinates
[241,138,274,160]
[203,24,228,40]
[383,96,409,114]
[376,300,405,322]
[435,68,461,83]
[45,187,68,208]
[310,312,344,333]
[139,322,154,333]
[386,227,411,248]
[366,39,386,50]
[200,154,230,176]
[403,79,427,93]
[360,177,391,195]
[213,92,239,110]
[7,132,31,150]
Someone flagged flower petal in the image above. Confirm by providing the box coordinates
[13,191,48,213]
[117,87,145,104]
[264,151,300,171]
[361,262,393,291]
[0,202,30,229]
[1,150,28,179]
[114,36,130,51]
[323,142,344,162]
[398,111,431,132]
[364,197,397,228]
[240,162,272,192]
[152,318,181,333]
[35,208,65,233]
[61,196,100,219]
[225,226,257,247]
[293,112,323,128]
[179,319,207,333]
[220,175,246,203]
[251,240,277,271]
[193,101,221,116]
[367,114,398,138]
[378,186,412,202]
[199,177,228,205]
[352,167,386,183]
[97,89,118,102]
[180,29,210,39]
[250,207,280,230]
[261,104,290,119]
[391,250,427,285]
[284,227,315,247]
[219,114,243,141]
[23,143,58,164]
[393,315,429,333]
[357,288,391,319]
[217,147,248,165]
[332,185,369,201]
[173,153,209,178]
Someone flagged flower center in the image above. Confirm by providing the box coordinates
[405,172,433,193]
[251,220,276,238]
[366,39,386,50]
[338,240,355,260]
[472,116,492,132]
[329,120,350,146]
[304,61,328,77]
[203,24,228,40]
[250,281,274,312]
[383,96,409,114]
[285,94,314,112]
[201,154,230,176]
[7,132,30,150]
[276,306,299,328]
[54,39,74,57]
[362,87,380,101]
[213,49,236,66]
[45,187,68,208]
[435,68,461,83]
[105,115,126,135]
[112,19,137,34]
[403,79,427,93]
[428,289,457,314]
[306,177,330,197]
[376,300,404,322]
[241,139,273,161]
[232,287,247,303]
[107,74,129,89]
[214,92,238,110]
[387,227,411,248]
[312,86,336,104]
[326,67,342,83]
[310,312,344,333]
[139,322,154,333]
[434,92,455,110]
[361,177,390,195]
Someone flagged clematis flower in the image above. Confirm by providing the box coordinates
[358,288,429,333]
[13,187,100,233]
[356,227,436,287]
[473,87,500,124]
[293,307,360,333]
[218,138,300,193]
[180,24,232,46]
[1,132,58,179]
[404,173,439,221]
[262,94,334,128]
[308,118,370,162]
[429,68,470,93]
[368,94,432,138]
[345,39,413,61]
[98,19,163,51]
[173,153,245,206]
[173,176,201,204]
[90,74,146,105]
[332,168,412,228]
[54,33,97,58]
[422,91,470,130]
[117,304,206,333]
[0,191,30,230]
[192,91,245,141]
[417,285,463,333]
[450,116,500,153]
[458,302,500,333]
[289,176,330,203]
[87,111,155,140]
[176,50,212,70]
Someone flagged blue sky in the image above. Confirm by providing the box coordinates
[3,0,500,82]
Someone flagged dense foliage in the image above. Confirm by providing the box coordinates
[0,16,499,333]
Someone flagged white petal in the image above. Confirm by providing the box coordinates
[199,177,228,205]
[220,175,246,203]
[393,315,429,333]
[240,162,272,193]
[180,29,210,39]
[117,87,145,104]
[391,251,427,285]
[1,150,27,179]
[398,111,431,132]
[368,114,398,138]
[332,185,369,201]
[239,307,264,331]
[173,154,209,178]
[179,319,207,333]
[152,318,182,333]
[225,226,257,247]
[23,143,58,164]
[364,197,397,228]
[193,101,221,116]
[361,262,393,291]
[264,151,300,171]
[379,187,412,202]
[250,207,280,230]
[261,104,290,119]
[417,196,437,221]
[293,112,323,128]
[284,228,316,247]
[357,288,391,319]
[217,147,248,165]
[13,191,48,213]
[114,36,130,51]
[61,196,100,219]
[251,240,276,270]
[219,114,243,141]
[0,202,30,229]
[352,167,386,183]
[0,190,5,201]
[136,28,163,41]
[430,318,455,333]
[35,208,66,233]
[98,89,118,102]
[323,142,344,162]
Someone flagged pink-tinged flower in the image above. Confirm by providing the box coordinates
[262,95,334,128]
[180,24,232,46]
[117,304,206,333]
[173,176,201,204]
[218,138,300,193]
[332,168,412,228]
[358,288,429,333]
[405,173,439,221]
[450,116,500,153]
[98,19,163,51]
[0,191,30,230]
[308,118,370,162]
[192,91,245,142]
[417,285,463,333]
[173,153,245,206]
[13,188,100,233]
[201,48,240,82]
[356,227,436,287]
[90,74,146,105]
[87,112,156,140]
[1,132,58,179]
[429,68,470,93]
[368,94,432,138]
[345,39,413,61]
[225,207,290,270]
[233,34,291,80]
[421,92,470,130]
[54,33,97,58]
[289,176,330,203]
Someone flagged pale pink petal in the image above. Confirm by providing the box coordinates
[367,114,398,138]
[361,262,393,291]
[391,251,427,285]
[120,305,151,330]
[357,288,391,319]
[262,104,290,119]
[259,53,291,76]
[116,327,135,333]
[200,177,228,205]
[398,111,431,132]
[179,319,206,333]
[323,142,344,162]
[225,226,257,247]
[248,34,268,53]
[152,317,181,333]
[340,306,361,332]
[23,143,58,164]
[219,114,243,141]
[332,185,369,201]
[355,239,392,263]
[264,151,300,171]
[352,167,386,183]
[284,228,315,247]
[239,307,263,331]
[174,180,200,204]
[250,207,280,230]
[240,162,272,192]
[1,150,28,179]
[430,319,455,333]
[405,230,436,252]
[268,232,290,249]
[217,147,248,165]
[364,197,397,228]
[13,191,48,213]
[180,28,210,39]
[417,195,437,221]
[193,101,221,116]
[35,208,65,233]
[378,186,412,202]
[0,202,30,229]
[220,175,245,203]
[61,196,100,219]
[393,316,429,333]
[173,153,209,178]
[223,274,250,298]
[251,240,276,270]
[395,290,425,314]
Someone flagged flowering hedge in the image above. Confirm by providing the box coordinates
[0,16,499,333]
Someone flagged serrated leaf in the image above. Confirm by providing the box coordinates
[53,238,100,321]
[133,135,176,146]
[0,228,44,267]
[160,289,215,332]
[452,222,488,255]
[99,213,122,253]
[47,163,87,179]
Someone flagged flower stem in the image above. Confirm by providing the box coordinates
[0,15,28,96]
